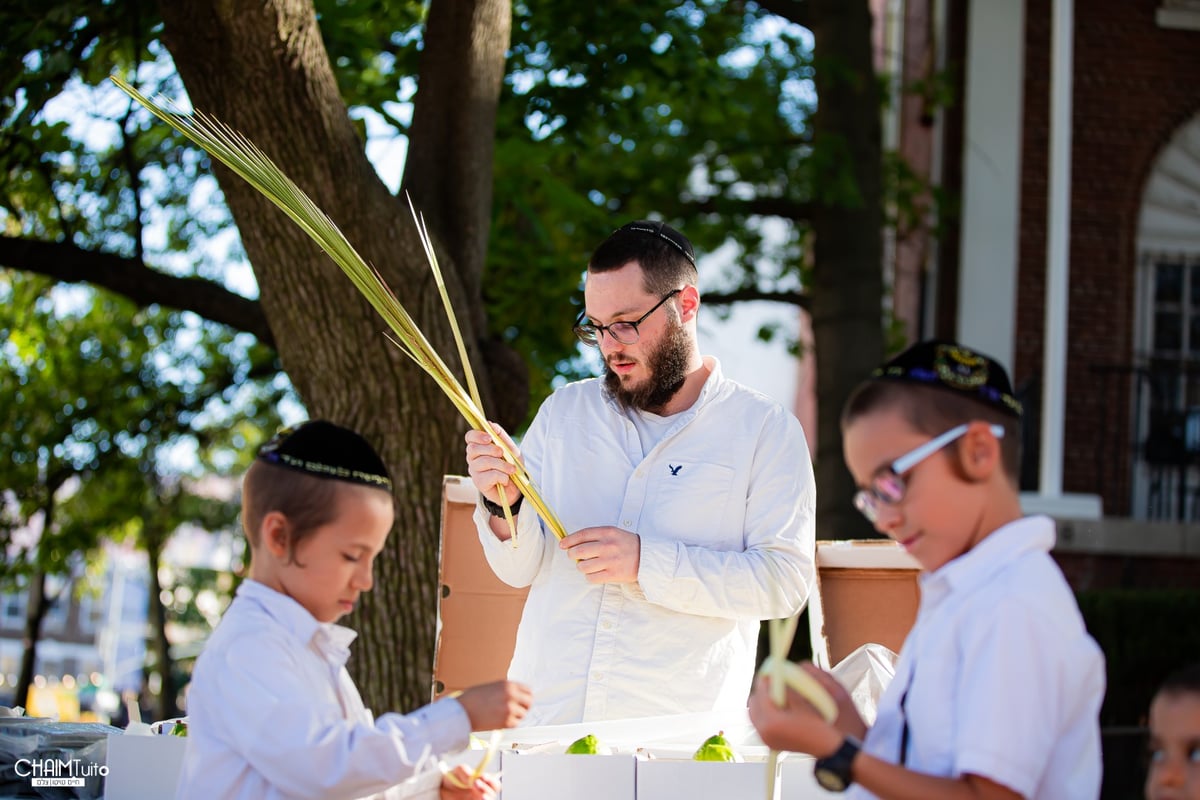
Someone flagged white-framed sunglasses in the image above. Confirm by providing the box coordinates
[852,423,1006,523]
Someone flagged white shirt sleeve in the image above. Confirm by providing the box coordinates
[474,393,554,587]
[204,628,469,800]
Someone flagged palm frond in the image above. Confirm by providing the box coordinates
[108,74,566,540]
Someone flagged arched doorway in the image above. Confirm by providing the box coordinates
[1133,112,1200,519]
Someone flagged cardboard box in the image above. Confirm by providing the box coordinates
[103,733,187,800]
[807,539,921,669]
[499,751,636,800]
[637,758,774,800]
[433,476,529,699]
[779,754,839,799]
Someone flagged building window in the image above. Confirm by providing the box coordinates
[1,593,25,630]
[1135,112,1200,519]
[1158,1,1200,31]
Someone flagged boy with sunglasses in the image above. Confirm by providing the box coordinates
[749,340,1105,799]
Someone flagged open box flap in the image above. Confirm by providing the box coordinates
[807,540,921,670]
[432,476,529,701]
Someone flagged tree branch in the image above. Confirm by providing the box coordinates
[704,287,810,311]
[0,236,275,347]
[687,195,812,221]
[750,0,810,30]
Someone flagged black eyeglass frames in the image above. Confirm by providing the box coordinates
[573,289,682,347]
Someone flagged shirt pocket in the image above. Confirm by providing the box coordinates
[646,462,738,548]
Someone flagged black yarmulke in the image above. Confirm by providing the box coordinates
[616,220,696,265]
[871,340,1023,418]
[256,420,392,490]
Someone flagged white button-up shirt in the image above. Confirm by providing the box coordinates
[848,516,1105,799]
[177,580,469,800]
[476,357,816,726]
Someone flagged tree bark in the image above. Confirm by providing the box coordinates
[15,568,50,713]
[145,524,179,720]
[156,0,511,711]
[809,0,885,539]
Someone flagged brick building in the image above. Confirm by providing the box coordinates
[871,0,1200,587]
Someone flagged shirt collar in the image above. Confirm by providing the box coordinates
[919,514,1057,598]
[237,579,358,664]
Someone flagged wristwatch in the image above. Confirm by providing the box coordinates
[813,736,861,792]
[481,493,523,517]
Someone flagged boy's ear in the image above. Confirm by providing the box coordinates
[260,511,291,558]
[958,421,1002,482]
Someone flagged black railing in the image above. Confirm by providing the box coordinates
[1090,362,1200,521]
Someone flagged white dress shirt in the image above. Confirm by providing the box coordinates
[847,515,1105,799]
[476,357,816,726]
[176,580,469,800]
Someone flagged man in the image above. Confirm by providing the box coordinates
[464,220,815,726]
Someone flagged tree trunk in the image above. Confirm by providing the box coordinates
[15,569,50,712]
[809,0,886,539]
[156,0,511,711]
[145,526,179,720]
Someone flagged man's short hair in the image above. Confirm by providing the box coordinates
[588,220,699,295]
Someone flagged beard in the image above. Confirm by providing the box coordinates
[604,316,693,413]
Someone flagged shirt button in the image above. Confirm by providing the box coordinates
[623,519,632,526]
[601,621,614,630]
[592,672,604,681]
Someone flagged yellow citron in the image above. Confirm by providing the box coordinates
[757,655,838,723]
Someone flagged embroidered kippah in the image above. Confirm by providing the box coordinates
[256,420,393,490]
[871,340,1023,418]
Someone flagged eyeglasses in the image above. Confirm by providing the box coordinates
[573,289,682,347]
[852,423,1005,522]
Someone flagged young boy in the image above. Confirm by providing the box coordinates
[1145,661,1200,800]
[176,420,531,800]
[749,340,1106,799]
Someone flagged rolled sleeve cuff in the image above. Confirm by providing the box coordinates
[636,538,679,604]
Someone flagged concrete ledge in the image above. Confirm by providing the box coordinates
[1053,516,1200,557]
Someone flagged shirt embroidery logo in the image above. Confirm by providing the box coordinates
[668,464,683,476]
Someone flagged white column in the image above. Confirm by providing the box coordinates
[956,0,1025,372]
[1039,0,1073,498]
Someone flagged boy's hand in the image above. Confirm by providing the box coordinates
[455,680,532,731]
[440,766,499,800]
[749,672,844,756]
[464,423,523,506]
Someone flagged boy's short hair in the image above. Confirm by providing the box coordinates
[588,220,699,296]
[1156,661,1200,697]
[242,420,392,563]
[842,340,1024,484]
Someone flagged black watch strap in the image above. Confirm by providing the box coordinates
[481,493,523,517]
[813,736,861,793]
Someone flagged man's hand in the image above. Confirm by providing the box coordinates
[454,680,532,731]
[464,423,523,507]
[560,526,641,584]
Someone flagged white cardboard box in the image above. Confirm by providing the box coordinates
[637,759,774,800]
[104,733,187,800]
[499,751,636,800]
